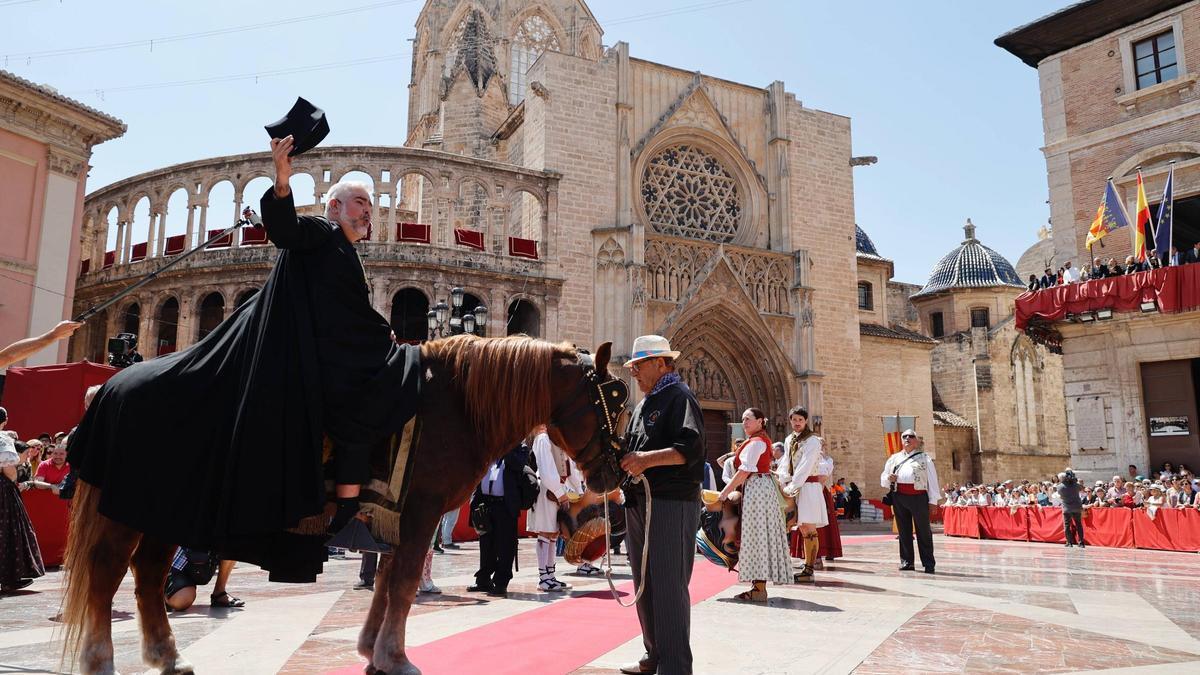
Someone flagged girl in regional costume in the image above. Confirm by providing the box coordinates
[814,437,843,564]
[717,408,791,601]
[782,406,826,582]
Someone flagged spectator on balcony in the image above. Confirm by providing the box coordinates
[1026,274,1040,292]
[1060,260,1078,283]
[1147,250,1162,270]
[1039,268,1056,289]
[1092,257,1110,278]
[1106,257,1124,275]
[1122,255,1142,274]
[1166,246,1183,266]
[1188,242,1200,264]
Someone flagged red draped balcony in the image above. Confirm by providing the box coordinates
[1016,265,1200,342]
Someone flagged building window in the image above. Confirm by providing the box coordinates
[641,144,742,243]
[952,451,961,471]
[971,308,990,329]
[1133,30,1178,89]
[857,282,873,310]
[510,14,561,105]
[930,312,944,338]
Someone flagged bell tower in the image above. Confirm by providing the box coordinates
[405,0,604,158]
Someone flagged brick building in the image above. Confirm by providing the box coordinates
[998,0,1200,480]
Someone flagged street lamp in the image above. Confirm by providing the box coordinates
[426,290,486,339]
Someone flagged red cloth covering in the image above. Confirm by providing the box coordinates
[241,228,268,246]
[1132,508,1200,552]
[21,488,69,566]
[130,241,148,262]
[207,229,233,248]
[977,507,1029,541]
[817,485,842,559]
[1081,508,1135,548]
[454,228,485,251]
[868,498,892,520]
[80,258,90,275]
[1015,264,1200,331]
[397,222,430,244]
[508,236,539,260]
[450,500,532,542]
[942,505,981,538]
[1027,506,1068,544]
[164,234,186,255]
[103,250,115,268]
[0,362,118,440]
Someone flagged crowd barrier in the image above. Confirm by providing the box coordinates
[21,489,70,567]
[942,505,1200,552]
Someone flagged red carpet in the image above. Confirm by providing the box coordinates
[328,532,888,674]
[328,562,738,675]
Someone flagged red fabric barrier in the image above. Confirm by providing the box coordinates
[1132,509,1200,552]
[1027,506,1067,543]
[1081,508,1135,548]
[1,362,118,440]
[867,498,892,520]
[207,229,232,248]
[450,501,532,543]
[21,489,69,567]
[941,506,980,538]
[130,241,148,262]
[977,507,1029,541]
[1015,264,1200,331]
[103,250,115,268]
[397,222,430,244]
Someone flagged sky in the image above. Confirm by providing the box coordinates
[4,0,1068,285]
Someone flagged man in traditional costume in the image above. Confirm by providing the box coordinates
[782,406,826,582]
[66,129,421,582]
[881,429,940,573]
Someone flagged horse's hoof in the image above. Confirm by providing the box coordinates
[161,659,194,675]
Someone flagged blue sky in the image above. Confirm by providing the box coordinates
[5,0,1065,285]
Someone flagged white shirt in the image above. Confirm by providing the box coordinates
[481,459,506,497]
[787,435,824,492]
[532,433,565,500]
[880,449,941,505]
[735,438,768,473]
[1062,266,1080,283]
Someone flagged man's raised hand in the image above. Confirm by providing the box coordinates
[271,135,294,197]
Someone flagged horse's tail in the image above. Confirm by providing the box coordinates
[60,480,103,669]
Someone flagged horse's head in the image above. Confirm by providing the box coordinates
[548,341,629,493]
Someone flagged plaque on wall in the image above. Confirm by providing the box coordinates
[1149,416,1190,437]
[1074,397,1107,451]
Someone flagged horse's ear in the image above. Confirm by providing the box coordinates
[595,341,613,376]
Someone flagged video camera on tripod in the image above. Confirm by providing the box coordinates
[107,332,144,369]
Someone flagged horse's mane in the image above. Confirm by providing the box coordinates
[420,334,577,452]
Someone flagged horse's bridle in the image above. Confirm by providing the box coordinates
[549,350,629,483]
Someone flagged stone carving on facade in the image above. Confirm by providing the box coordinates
[46,146,87,178]
[629,265,646,308]
[640,143,741,243]
[644,235,790,315]
[597,237,625,269]
[677,350,733,401]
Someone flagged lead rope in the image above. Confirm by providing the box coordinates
[602,474,651,607]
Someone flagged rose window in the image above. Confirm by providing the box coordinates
[641,144,742,243]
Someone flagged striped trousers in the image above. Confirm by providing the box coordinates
[625,497,699,675]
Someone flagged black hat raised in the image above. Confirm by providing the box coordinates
[264,97,329,156]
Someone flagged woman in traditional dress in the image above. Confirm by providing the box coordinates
[529,425,570,591]
[0,409,45,593]
[782,406,827,582]
[814,425,843,566]
[717,408,791,601]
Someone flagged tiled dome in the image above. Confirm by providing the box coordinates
[855,225,881,257]
[913,220,1024,298]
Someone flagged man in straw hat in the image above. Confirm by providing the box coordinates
[618,335,705,675]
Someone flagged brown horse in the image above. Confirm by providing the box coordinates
[60,335,626,675]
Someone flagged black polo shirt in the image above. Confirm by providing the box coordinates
[623,380,705,504]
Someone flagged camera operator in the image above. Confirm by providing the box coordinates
[107,333,144,369]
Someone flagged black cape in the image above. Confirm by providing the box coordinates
[68,188,421,581]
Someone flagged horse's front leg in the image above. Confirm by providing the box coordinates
[371,521,435,675]
[358,553,392,673]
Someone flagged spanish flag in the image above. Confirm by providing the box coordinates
[1086,178,1131,251]
[1134,169,1153,262]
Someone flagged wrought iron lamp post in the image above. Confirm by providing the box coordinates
[426,287,488,339]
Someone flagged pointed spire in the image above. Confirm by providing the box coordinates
[453,9,496,96]
[963,218,977,243]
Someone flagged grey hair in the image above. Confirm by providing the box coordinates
[324,181,371,217]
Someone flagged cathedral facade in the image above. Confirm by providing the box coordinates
[68,0,1070,496]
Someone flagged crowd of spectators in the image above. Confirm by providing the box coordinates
[942,462,1199,519]
[1026,242,1200,292]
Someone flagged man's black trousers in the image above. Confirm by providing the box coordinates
[1063,510,1085,545]
[474,496,518,589]
[892,491,936,570]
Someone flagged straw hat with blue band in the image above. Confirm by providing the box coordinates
[622,335,682,368]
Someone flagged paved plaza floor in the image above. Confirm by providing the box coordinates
[2,530,1199,674]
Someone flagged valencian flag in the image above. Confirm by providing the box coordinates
[1134,169,1153,261]
[1086,178,1131,251]
[882,414,916,457]
[1154,162,1175,257]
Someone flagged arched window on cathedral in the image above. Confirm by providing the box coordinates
[1012,336,1042,447]
[510,14,561,105]
[857,282,873,310]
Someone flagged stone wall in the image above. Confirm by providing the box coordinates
[933,424,976,488]
[858,335,935,499]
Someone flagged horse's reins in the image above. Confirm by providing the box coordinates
[555,352,649,608]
